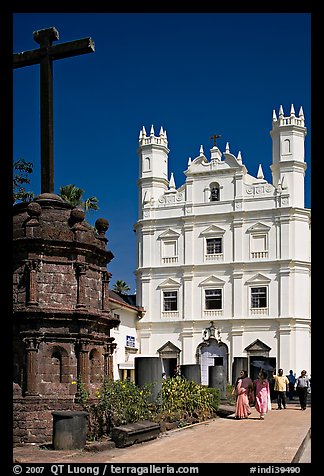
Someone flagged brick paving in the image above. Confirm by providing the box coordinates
[13,399,311,464]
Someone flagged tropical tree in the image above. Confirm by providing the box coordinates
[59,184,99,212]
[112,280,131,294]
[13,158,34,203]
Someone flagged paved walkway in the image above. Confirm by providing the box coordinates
[13,399,311,464]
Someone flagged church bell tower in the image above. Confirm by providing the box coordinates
[270,104,307,208]
[137,125,170,218]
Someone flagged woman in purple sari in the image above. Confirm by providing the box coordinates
[234,370,254,419]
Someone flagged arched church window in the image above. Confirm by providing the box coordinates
[210,183,220,201]
[283,139,291,154]
[51,351,62,383]
[143,157,151,172]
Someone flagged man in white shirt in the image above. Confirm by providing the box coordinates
[296,370,310,410]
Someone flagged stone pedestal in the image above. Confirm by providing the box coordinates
[135,357,162,402]
[209,365,226,397]
[181,364,201,384]
[52,410,89,450]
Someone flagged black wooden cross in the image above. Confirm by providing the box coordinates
[210,134,221,147]
[13,27,95,194]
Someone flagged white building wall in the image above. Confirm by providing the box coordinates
[134,105,311,382]
[110,304,139,381]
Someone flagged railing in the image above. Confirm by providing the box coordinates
[279,117,304,127]
[162,257,178,264]
[251,251,268,259]
[161,311,179,318]
[250,307,269,316]
[205,253,223,261]
[141,137,167,146]
[204,309,223,317]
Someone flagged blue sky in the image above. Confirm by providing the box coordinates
[13,13,311,294]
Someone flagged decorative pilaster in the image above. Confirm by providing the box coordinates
[77,339,90,385]
[25,260,41,306]
[23,336,41,395]
[102,270,112,312]
[75,263,88,308]
[104,342,117,379]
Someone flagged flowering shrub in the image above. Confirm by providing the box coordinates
[84,379,154,439]
[75,376,90,407]
[155,376,220,423]
[77,376,220,440]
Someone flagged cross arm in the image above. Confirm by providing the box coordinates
[13,49,44,69]
[46,37,95,61]
[13,38,95,69]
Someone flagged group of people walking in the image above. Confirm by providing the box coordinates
[233,367,310,420]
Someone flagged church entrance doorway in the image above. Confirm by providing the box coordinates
[157,341,181,378]
[162,358,178,377]
[199,340,228,386]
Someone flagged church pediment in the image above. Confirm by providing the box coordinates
[157,340,181,354]
[247,222,271,233]
[200,225,226,237]
[245,339,271,352]
[158,228,180,240]
[245,273,271,284]
[223,151,241,168]
[157,278,181,289]
[199,275,225,287]
[191,154,209,166]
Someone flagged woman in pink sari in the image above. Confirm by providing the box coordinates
[254,370,271,419]
[235,370,254,419]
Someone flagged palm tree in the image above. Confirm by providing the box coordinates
[112,280,131,294]
[59,184,99,212]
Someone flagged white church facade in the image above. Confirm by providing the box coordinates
[132,105,311,385]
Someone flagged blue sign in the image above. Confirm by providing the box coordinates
[126,335,135,347]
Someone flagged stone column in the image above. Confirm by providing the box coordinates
[23,337,40,395]
[78,340,90,385]
[104,342,116,379]
[102,271,112,312]
[25,260,40,306]
[75,264,88,308]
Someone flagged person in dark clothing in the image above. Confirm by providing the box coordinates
[287,370,296,400]
[269,370,276,402]
[296,370,310,410]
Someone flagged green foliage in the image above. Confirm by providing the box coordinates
[59,184,99,212]
[77,376,220,441]
[112,280,131,294]
[155,376,219,423]
[205,386,221,412]
[75,376,90,407]
[13,158,34,203]
[85,379,155,439]
[226,383,236,405]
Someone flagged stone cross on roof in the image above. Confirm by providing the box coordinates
[210,134,221,147]
[13,27,95,194]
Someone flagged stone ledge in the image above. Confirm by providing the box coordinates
[111,420,160,448]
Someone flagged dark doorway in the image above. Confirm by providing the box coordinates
[250,357,276,381]
[162,358,178,377]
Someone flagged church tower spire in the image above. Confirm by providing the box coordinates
[270,104,307,208]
